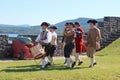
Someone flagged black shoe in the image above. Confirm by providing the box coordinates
[89,65,93,68]
[72,62,76,68]
[93,62,97,66]
[47,62,51,66]
[40,66,46,69]
[89,62,97,68]
[78,61,83,66]
[45,62,51,68]
[64,60,67,64]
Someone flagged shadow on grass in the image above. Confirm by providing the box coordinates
[96,54,108,57]
[1,64,88,72]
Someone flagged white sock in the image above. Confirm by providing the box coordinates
[41,58,47,68]
[70,57,73,63]
[47,56,53,65]
[93,55,96,63]
[79,53,82,62]
[90,58,94,67]
[51,57,53,65]
[66,58,71,67]
[74,53,81,62]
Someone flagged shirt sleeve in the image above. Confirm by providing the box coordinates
[54,33,57,42]
[53,33,57,39]
[35,34,41,42]
[43,32,52,43]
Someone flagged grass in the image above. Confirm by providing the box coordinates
[0,38,120,80]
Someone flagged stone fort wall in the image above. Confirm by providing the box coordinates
[98,17,120,48]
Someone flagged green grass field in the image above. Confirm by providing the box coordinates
[0,38,120,80]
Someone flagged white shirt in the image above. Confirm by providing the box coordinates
[51,32,57,45]
[35,30,52,43]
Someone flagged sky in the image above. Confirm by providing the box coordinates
[0,0,120,25]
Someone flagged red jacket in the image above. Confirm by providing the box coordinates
[75,27,86,53]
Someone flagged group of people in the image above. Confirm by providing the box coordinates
[61,22,86,69]
[35,19,101,69]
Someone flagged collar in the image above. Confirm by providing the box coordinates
[43,29,49,32]
[91,26,96,29]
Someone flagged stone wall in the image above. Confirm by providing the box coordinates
[0,35,9,58]
[98,17,120,48]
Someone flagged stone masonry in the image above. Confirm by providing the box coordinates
[98,17,120,49]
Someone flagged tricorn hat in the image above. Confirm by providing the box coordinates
[87,20,98,25]
[65,22,69,26]
[75,22,80,26]
[41,22,50,27]
[69,22,74,26]
[49,25,57,29]
[69,22,75,27]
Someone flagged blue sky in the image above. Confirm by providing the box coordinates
[0,0,120,25]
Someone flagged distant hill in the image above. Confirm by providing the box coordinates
[0,24,31,27]
[55,17,103,34]
[0,26,40,34]
[0,17,103,35]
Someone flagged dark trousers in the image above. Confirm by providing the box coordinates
[49,45,56,57]
[43,44,56,57]
[64,42,74,58]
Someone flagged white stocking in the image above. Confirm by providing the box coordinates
[66,58,71,67]
[47,56,53,65]
[41,58,47,68]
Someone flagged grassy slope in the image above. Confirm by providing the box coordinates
[0,38,120,80]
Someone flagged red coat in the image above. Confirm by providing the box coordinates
[75,27,86,53]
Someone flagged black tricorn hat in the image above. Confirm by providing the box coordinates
[49,25,57,29]
[69,22,74,25]
[65,22,69,26]
[75,22,80,26]
[68,22,75,27]
[87,20,98,25]
[41,22,50,27]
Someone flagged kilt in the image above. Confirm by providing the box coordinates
[64,42,74,58]
[87,45,96,58]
